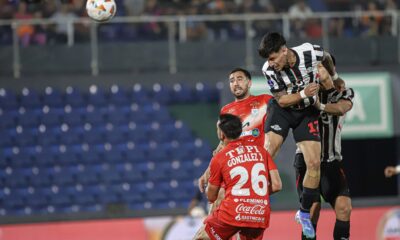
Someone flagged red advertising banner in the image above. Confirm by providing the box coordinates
[0,206,398,240]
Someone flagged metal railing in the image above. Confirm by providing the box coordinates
[0,10,399,78]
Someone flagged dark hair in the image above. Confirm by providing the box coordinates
[230,68,252,80]
[258,32,286,59]
[218,114,242,140]
[333,78,345,89]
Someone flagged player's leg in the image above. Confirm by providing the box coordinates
[323,161,351,240]
[264,100,290,159]
[294,152,320,240]
[238,227,265,240]
[208,188,225,214]
[333,196,351,240]
[193,225,211,240]
[293,109,321,239]
[194,188,226,239]
[202,211,238,240]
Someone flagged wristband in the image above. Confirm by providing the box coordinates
[396,165,400,174]
[332,73,339,80]
[300,90,307,99]
[319,103,326,111]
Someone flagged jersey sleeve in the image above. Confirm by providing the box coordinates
[339,88,355,103]
[208,156,223,187]
[262,64,285,93]
[312,44,324,62]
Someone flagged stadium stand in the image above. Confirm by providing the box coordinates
[0,83,217,216]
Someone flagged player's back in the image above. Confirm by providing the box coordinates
[211,139,271,229]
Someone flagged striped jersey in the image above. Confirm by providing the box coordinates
[262,43,324,109]
[319,87,354,162]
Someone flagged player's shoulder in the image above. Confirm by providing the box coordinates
[221,101,237,114]
[293,42,313,51]
[253,94,273,103]
[340,87,355,101]
[262,61,274,74]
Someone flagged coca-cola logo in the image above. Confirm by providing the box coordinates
[235,203,265,215]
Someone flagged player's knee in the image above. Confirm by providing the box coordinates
[335,200,352,219]
[305,159,320,171]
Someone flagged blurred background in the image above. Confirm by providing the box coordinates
[0,0,399,239]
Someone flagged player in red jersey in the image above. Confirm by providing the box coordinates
[204,114,272,240]
[198,68,282,195]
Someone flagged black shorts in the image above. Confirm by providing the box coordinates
[294,153,350,207]
[265,99,320,143]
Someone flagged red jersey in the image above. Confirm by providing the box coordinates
[208,139,272,229]
[220,94,273,148]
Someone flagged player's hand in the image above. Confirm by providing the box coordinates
[198,173,208,193]
[384,166,397,178]
[304,82,319,97]
[314,96,321,109]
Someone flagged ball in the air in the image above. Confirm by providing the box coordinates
[86,0,116,22]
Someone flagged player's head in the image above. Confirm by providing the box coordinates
[229,68,252,100]
[258,32,288,71]
[217,114,242,141]
[334,78,346,92]
[317,62,332,83]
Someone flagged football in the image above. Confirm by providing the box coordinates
[86,0,117,22]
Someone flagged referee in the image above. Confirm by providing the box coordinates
[258,32,338,238]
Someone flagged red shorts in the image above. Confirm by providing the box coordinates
[204,211,265,240]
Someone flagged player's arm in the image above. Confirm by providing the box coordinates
[206,157,223,203]
[266,152,282,194]
[315,89,354,116]
[315,98,352,116]
[213,141,226,156]
[273,83,319,108]
[206,183,220,203]
[198,166,210,193]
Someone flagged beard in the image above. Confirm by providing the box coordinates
[234,88,248,100]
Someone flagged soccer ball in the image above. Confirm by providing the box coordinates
[86,0,117,22]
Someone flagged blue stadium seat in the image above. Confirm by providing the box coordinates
[42,87,63,107]
[150,83,171,104]
[0,89,18,110]
[64,87,85,107]
[62,108,83,126]
[36,129,59,146]
[83,111,106,125]
[103,129,126,144]
[0,110,17,129]
[40,108,63,126]
[86,85,107,106]
[20,88,41,108]
[108,85,130,106]
[75,170,99,185]
[171,83,194,103]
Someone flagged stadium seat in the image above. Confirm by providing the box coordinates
[0,89,18,110]
[20,88,41,108]
[63,87,85,107]
[42,87,63,107]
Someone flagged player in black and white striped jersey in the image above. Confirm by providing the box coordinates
[294,54,354,240]
[258,32,338,239]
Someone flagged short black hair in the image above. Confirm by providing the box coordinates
[218,114,242,140]
[258,32,286,59]
[230,68,252,80]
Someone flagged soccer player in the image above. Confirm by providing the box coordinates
[294,55,354,240]
[258,32,337,238]
[194,68,281,239]
[198,68,282,195]
[384,165,400,177]
[201,113,273,240]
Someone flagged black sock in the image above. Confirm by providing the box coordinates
[301,187,319,212]
[333,219,350,240]
[302,223,317,240]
